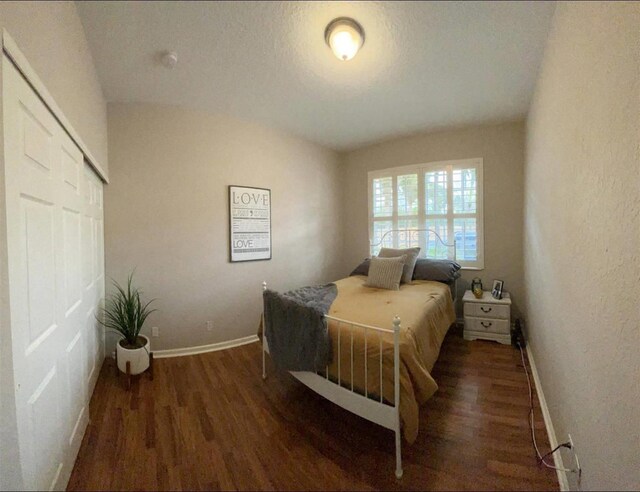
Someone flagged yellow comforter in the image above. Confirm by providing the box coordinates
[324,275,456,443]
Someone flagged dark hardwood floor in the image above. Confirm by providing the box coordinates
[67,326,559,491]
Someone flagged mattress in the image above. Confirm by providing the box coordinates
[324,275,456,443]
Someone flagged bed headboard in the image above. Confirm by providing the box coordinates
[370,228,459,303]
[370,228,457,261]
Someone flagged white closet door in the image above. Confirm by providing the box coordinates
[2,56,104,490]
[83,161,105,396]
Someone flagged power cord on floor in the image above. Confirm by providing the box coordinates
[516,341,581,486]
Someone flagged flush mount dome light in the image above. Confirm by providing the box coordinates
[324,17,365,61]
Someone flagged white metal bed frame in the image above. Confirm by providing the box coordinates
[261,229,457,479]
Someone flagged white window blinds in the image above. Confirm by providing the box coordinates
[368,158,484,269]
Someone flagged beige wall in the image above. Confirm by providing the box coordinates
[341,121,526,316]
[0,3,107,489]
[524,2,639,490]
[105,103,344,351]
[0,1,108,172]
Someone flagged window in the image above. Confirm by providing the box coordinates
[368,158,484,269]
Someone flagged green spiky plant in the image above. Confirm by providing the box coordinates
[98,272,156,349]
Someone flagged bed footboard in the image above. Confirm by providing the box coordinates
[261,281,403,479]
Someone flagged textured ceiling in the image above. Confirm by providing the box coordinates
[76,1,555,151]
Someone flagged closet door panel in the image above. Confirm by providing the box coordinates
[3,56,104,490]
[64,328,86,449]
[3,58,65,491]
[27,366,63,490]
[22,197,58,347]
[58,131,88,463]
[62,208,82,313]
[84,164,104,393]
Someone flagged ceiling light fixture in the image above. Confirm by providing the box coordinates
[324,17,365,61]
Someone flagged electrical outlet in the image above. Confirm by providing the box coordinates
[206,321,213,331]
[151,326,159,337]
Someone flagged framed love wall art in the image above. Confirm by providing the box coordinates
[228,185,272,262]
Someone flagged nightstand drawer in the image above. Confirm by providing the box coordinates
[464,302,510,320]
[465,316,510,335]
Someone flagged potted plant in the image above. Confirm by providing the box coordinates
[98,273,156,375]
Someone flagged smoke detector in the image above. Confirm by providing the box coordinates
[160,51,178,69]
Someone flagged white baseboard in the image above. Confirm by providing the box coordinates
[153,334,259,359]
[525,345,570,491]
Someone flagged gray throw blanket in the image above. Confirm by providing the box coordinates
[263,283,337,372]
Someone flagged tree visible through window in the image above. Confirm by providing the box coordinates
[368,159,484,269]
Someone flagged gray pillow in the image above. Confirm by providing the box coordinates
[379,247,421,284]
[365,255,406,291]
[349,258,370,276]
[412,259,462,283]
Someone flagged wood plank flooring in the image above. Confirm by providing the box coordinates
[67,326,559,491]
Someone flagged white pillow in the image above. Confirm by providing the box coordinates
[379,247,421,284]
[365,255,406,291]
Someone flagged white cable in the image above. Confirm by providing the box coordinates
[518,343,575,473]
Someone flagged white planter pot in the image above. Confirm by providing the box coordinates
[116,335,150,375]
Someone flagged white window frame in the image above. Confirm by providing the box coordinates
[367,158,484,270]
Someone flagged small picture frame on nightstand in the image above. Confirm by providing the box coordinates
[491,279,504,299]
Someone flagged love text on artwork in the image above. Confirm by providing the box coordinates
[232,191,269,206]
[233,239,254,248]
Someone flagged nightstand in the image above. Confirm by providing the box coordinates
[463,290,511,345]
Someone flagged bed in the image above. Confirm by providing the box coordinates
[261,230,458,478]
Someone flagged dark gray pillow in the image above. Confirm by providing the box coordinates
[349,258,371,276]
[412,259,462,283]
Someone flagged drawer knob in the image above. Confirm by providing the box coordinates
[480,306,492,313]
[481,321,492,328]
